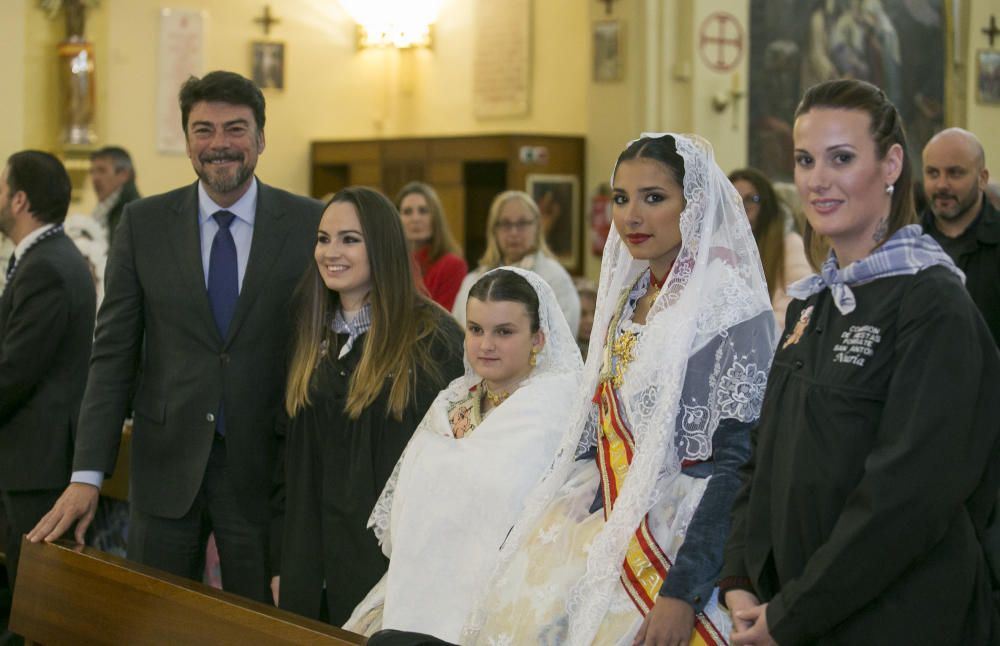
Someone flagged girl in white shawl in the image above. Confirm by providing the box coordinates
[345,267,583,643]
[463,134,777,646]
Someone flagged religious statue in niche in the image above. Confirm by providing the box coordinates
[40,0,100,145]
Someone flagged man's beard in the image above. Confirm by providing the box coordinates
[931,188,980,222]
[196,152,256,196]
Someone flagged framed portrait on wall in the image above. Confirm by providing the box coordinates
[977,49,1000,104]
[593,21,624,82]
[252,41,285,90]
[527,174,580,272]
[747,0,946,181]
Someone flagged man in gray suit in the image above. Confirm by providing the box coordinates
[30,71,323,604]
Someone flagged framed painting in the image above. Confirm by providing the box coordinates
[977,49,1000,104]
[747,0,946,181]
[527,174,580,272]
[593,20,624,82]
[252,41,285,90]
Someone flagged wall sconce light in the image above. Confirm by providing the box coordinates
[711,72,745,128]
[341,0,440,49]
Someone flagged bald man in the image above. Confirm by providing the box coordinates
[921,128,1000,345]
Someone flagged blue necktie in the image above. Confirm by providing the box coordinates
[207,210,238,436]
[207,211,238,336]
[4,254,14,284]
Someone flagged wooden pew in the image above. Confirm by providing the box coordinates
[10,540,366,645]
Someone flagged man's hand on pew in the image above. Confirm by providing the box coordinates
[27,483,100,544]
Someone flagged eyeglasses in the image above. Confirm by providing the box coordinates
[495,219,536,232]
[741,194,761,208]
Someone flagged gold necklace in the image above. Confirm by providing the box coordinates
[483,382,511,407]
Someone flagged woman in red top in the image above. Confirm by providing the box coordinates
[397,182,468,311]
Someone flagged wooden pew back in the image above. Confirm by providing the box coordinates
[10,539,366,645]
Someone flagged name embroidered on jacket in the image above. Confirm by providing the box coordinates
[832,325,882,367]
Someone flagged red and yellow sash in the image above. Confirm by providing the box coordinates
[594,280,725,645]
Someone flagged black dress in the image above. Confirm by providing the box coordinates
[723,266,1000,645]
[278,307,464,624]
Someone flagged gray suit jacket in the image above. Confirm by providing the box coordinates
[72,180,322,523]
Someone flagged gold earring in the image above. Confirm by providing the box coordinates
[529,347,539,367]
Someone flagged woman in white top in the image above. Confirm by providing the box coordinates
[452,191,581,336]
[346,267,583,644]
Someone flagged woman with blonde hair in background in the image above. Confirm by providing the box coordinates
[729,167,812,327]
[396,181,468,311]
[277,187,464,625]
[452,190,580,336]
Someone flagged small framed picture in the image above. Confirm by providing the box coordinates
[252,41,285,90]
[977,49,1000,105]
[593,20,624,83]
[527,174,580,272]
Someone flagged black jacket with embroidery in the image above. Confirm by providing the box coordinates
[722,266,1000,645]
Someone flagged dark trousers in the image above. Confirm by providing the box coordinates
[127,435,271,604]
[1,489,63,591]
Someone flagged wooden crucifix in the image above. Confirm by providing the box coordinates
[254,5,281,36]
[983,15,999,48]
[600,0,618,17]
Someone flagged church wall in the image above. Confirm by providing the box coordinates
[6,0,1000,272]
[966,0,1000,168]
[0,0,28,156]
[17,0,588,214]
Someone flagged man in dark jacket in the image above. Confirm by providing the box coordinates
[89,146,140,248]
[920,127,1000,346]
[29,71,322,605]
[0,151,96,590]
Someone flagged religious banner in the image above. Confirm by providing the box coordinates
[157,8,205,154]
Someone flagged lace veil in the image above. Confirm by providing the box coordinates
[464,133,777,643]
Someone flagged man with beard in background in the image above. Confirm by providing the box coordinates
[919,127,999,345]
[29,71,322,605]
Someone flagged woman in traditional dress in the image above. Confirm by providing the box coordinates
[728,167,813,328]
[721,80,1000,646]
[277,187,464,624]
[452,190,580,336]
[464,133,777,646]
[344,267,583,643]
[396,181,468,311]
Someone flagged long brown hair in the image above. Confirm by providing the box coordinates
[794,79,915,256]
[729,167,785,300]
[396,181,461,263]
[285,187,448,420]
[477,191,555,269]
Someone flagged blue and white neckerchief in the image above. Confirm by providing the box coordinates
[332,302,373,359]
[2,224,64,294]
[787,224,964,315]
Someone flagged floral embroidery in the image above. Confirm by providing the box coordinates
[717,361,768,421]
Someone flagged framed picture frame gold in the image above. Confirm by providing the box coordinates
[976,49,1000,105]
[251,41,285,90]
[593,20,624,83]
[527,174,580,271]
